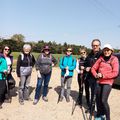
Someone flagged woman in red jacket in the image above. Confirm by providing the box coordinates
[91,44,119,120]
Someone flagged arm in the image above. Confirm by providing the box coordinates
[76,59,80,73]
[16,55,21,77]
[59,57,66,70]
[68,58,76,70]
[91,58,102,78]
[51,55,57,66]
[103,57,119,79]
[32,54,36,67]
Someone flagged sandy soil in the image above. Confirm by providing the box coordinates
[0,67,120,120]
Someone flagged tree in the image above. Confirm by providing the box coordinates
[11,34,25,42]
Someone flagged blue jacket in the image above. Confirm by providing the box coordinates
[0,55,8,80]
[59,55,76,77]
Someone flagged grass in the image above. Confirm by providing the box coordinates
[12,52,79,68]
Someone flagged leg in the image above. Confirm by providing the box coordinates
[102,84,111,120]
[84,79,90,107]
[43,72,51,97]
[34,77,43,100]
[0,80,6,108]
[77,74,82,105]
[60,76,66,98]
[24,75,31,100]
[19,76,26,104]
[66,77,72,102]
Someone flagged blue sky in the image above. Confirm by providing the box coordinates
[0,0,120,49]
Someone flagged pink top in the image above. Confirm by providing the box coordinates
[91,55,119,85]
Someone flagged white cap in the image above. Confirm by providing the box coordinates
[103,44,113,51]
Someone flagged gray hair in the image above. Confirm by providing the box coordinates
[23,44,32,50]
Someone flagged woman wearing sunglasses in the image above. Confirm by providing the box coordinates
[2,45,15,103]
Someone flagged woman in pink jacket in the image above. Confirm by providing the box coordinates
[91,44,119,120]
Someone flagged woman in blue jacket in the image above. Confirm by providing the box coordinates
[59,47,76,102]
[0,50,7,109]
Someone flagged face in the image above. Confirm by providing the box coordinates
[80,50,87,58]
[103,48,112,57]
[66,50,72,56]
[44,49,50,55]
[92,41,101,53]
[3,46,10,55]
[23,48,31,54]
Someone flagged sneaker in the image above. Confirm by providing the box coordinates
[66,97,70,102]
[33,99,38,105]
[101,115,106,120]
[19,101,24,105]
[59,96,63,102]
[94,117,102,120]
[26,97,33,101]
[42,97,48,102]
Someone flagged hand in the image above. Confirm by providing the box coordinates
[4,70,8,74]
[80,70,84,74]
[95,73,103,79]
[52,62,54,67]
[37,71,41,78]
[86,67,91,72]
[65,66,69,70]
[80,66,85,70]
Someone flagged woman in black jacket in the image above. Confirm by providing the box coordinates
[16,44,35,105]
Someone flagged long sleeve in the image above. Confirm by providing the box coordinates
[16,55,21,77]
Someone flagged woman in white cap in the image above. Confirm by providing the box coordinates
[16,44,35,105]
[91,44,119,120]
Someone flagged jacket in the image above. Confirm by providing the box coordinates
[91,55,119,85]
[59,55,76,77]
[0,55,8,80]
[16,53,35,77]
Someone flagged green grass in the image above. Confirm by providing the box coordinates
[12,52,79,67]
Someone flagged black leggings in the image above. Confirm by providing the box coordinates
[96,84,112,120]
[77,74,90,106]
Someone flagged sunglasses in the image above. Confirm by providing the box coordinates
[80,52,86,54]
[4,48,10,51]
[67,50,72,52]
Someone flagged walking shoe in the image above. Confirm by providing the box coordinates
[100,115,106,120]
[0,103,2,109]
[26,97,33,101]
[42,96,48,102]
[59,96,63,102]
[66,97,70,102]
[33,99,38,105]
[94,117,102,120]
[4,99,11,103]
[19,101,24,105]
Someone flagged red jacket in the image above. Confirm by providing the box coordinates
[91,55,119,85]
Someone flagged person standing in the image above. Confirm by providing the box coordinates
[59,47,76,102]
[91,44,119,120]
[76,47,89,107]
[85,39,102,112]
[0,49,8,108]
[16,44,35,105]
[2,45,15,103]
[33,45,57,105]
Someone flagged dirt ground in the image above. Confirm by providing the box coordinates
[0,67,120,120]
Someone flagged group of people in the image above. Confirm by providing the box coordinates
[0,39,119,120]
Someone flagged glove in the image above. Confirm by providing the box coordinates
[37,70,41,78]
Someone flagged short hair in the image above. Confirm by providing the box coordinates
[23,44,32,50]
[91,39,101,46]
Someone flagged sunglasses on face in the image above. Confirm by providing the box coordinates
[80,52,86,54]
[92,44,100,47]
[67,50,72,52]
[4,48,10,51]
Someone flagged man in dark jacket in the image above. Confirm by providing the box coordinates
[85,39,102,113]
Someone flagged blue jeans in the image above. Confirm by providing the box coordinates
[34,72,51,100]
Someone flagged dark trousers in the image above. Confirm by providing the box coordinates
[77,74,90,106]
[0,80,6,103]
[96,84,111,120]
[34,72,51,100]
